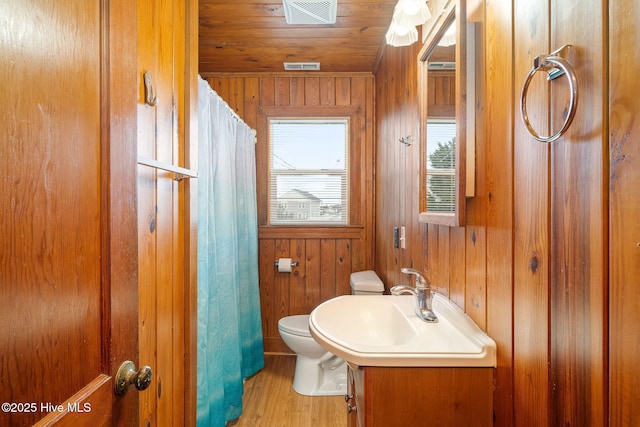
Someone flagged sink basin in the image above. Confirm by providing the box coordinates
[309,293,497,368]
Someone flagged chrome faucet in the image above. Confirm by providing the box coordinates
[390,268,438,323]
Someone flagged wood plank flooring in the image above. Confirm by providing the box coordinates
[228,354,347,427]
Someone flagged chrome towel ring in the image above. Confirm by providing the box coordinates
[520,45,578,143]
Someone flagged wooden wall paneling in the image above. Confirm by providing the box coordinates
[320,77,336,106]
[255,105,270,226]
[243,77,260,129]
[289,239,306,313]
[426,224,442,289]
[336,239,353,295]
[184,0,199,417]
[137,0,193,422]
[170,180,187,424]
[374,69,390,284]
[465,226,487,330]
[275,77,290,106]
[410,63,424,280]
[156,174,176,426]
[155,98,176,427]
[138,150,159,427]
[305,239,322,312]
[227,77,245,116]
[364,77,377,269]
[483,0,515,425]
[435,227,451,297]
[350,237,368,275]
[304,77,320,106]
[513,0,550,424]
[290,77,305,106]
[320,239,338,302]
[350,78,366,227]
[259,239,276,339]
[274,239,291,320]
[260,77,276,106]
[609,0,640,424]
[550,0,607,425]
[448,227,466,310]
[137,0,159,421]
[207,76,229,101]
[336,77,352,106]
[156,0,181,419]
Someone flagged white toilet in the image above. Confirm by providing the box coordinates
[277,270,385,396]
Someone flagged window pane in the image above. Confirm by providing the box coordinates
[426,119,456,213]
[269,119,348,225]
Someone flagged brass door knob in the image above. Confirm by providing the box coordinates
[114,360,153,396]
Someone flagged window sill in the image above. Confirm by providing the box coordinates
[258,225,364,239]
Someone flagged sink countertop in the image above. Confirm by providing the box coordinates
[309,294,497,368]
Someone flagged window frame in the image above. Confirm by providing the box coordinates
[257,106,362,234]
[268,117,350,226]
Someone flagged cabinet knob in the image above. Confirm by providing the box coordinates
[347,403,357,414]
[344,394,354,403]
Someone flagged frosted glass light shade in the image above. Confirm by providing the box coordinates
[438,20,456,46]
[385,22,418,46]
[394,0,431,28]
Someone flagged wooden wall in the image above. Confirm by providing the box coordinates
[375,0,639,426]
[609,0,640,425]
[201,74,376,353]
[137,0,198,424]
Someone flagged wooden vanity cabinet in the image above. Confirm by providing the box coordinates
[346,364,493,427]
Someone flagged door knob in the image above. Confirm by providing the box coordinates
[114,360,153,396]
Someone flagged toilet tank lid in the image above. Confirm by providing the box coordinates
[350,270,384,292]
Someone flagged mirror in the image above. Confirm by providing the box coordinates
[418,0,474,226]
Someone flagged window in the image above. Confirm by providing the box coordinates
[426,119,456,213]
[269,118,349,225]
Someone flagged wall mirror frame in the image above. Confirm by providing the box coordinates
[418,0,475,227]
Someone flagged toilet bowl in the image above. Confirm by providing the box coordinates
[278,315,347,396]
[277,270,385,396]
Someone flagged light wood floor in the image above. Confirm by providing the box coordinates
[228,354,347,427]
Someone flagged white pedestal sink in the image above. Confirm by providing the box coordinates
[309,293,496,368]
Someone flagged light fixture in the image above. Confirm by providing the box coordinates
[385,21,418,47]
[393,0,431,28]
[386,0,431,47]
[438,20,456,46]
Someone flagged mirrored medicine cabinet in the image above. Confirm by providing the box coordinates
[418,0,475,227]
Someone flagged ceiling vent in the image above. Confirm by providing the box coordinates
[428,62,456,71]
[282,0,337,25]
[284,62,321,71]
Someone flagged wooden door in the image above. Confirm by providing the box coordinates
[0,1,141,425]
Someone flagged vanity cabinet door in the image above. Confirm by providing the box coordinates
[355,366,493,427]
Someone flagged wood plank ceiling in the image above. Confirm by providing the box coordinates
[199,0,398,74]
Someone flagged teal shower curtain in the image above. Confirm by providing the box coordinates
[197,76,264,426]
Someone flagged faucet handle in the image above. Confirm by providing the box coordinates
[400,267,421,276]
[400,267,430,289]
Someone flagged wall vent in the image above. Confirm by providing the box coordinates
[428,62,456,71]
[282,0,337,25]
[283,62,321,71]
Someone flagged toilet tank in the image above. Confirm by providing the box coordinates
[350,270,384,295]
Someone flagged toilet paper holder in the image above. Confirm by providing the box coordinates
[274,259,299,268]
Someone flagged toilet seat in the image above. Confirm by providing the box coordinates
[278,315,310,337]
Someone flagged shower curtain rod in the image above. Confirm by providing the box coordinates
[199,75,256,134]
